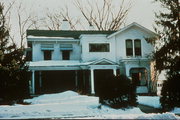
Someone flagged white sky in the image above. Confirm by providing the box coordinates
[1,0,162,45]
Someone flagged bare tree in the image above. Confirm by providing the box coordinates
[150,61,158,93]
[74,0,131,30]
[60,6,81,30]
[42,6,81,30]
[4,0,34,48]
[16,3,36,48]
[3,1,37,48]
[43,0,131,31]
[2,1,16,44]
[41,11,62,30]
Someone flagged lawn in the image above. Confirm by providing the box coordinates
[0,91,179,119]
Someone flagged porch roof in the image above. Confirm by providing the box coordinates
[28,60,92,71]
[29,60,92,67]
[28,59,119,71]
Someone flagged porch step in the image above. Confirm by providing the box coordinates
[136,86,148,93]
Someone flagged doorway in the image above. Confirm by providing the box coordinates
[94,69,113,95]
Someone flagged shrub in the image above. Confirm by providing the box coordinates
[98,74,137,108]
[160,74,180,111]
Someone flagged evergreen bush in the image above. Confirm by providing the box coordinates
[0,3,29,104]
[160,73,180,111]
[98,74,137,108]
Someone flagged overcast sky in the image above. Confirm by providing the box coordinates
[1,0,162,45]
[2,0,162,30]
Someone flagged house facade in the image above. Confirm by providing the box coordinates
[26,22,156,95]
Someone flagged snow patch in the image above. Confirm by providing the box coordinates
[138,96,161,108]
[0,91,179,119]
[27,35,75,39]
[29,60,92,67]
[171,107,180,115]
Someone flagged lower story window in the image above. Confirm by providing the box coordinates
[130,68,147,86]
[62,50,70,60]
[44,50,52,60]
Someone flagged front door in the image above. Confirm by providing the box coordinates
[94,69,113,95]
[132,73,140,86]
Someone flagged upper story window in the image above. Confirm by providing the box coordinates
[126,39,133,56]
[134,39,141,56]
[44,50,52,60]
[60,44,72,60]
[62,51,70,60]
[26,50,32,61]
[41,44,54,60]
[89,43,110,52]
[126,39,142,57]
[26,43,32,61]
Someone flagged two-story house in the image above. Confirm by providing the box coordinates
[26,22,156,95]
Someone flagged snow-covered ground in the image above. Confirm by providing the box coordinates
[0,91,179,119]
[138,96,161,108]
[138,96,180,116]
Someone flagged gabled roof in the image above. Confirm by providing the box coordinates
[107,22,157,38]
[27,22,156,39]
[90,58,117,65]
[27,30,116,39]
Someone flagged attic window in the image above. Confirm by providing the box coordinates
[41,44,54,50]
[89,43,110,52]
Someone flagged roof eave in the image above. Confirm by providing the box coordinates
[107,22,157,39]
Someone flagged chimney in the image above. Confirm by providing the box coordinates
[61,19,70,30]
[89,22,94,30]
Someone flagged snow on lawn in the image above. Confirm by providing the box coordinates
[0,91,179,119]
[172,108,180,115]
[138,96,161,108]
[138,96,180,115]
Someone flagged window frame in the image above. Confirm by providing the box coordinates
[89,43,110,52]
[126,39,133,56]
[134,39,142,56]
[62,50,70,60]
[43,50,52,60]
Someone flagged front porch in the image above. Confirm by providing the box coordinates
[28,58,152,95]
[28,59,119,95]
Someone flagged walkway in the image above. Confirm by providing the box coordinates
[138,104,163,113]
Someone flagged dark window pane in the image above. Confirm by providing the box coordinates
[62,51,70,60]
[26,51,32,61]
[44,51,52,60]
[28,43,32,48]
[126,39,133,56]
[132,73,140,86]
[89,43,109,52]
[134,39,141,56]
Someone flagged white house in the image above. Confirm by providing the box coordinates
[26,22,156,95]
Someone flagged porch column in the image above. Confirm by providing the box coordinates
[39,71,42,91]
[75,70,78,89]
[146,68,151,92]
[83,71,86,88]
[90,69,95,94]
[113,68,117,76]
[31,70,35,94]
